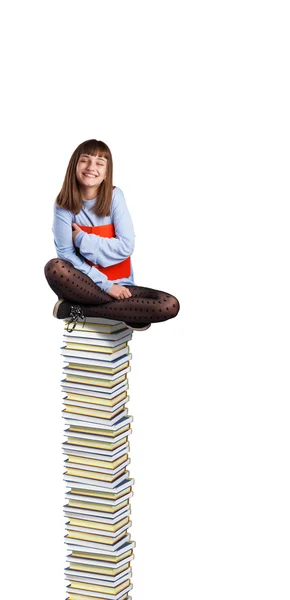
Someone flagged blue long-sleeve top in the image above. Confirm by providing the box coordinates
[52,186,136,293]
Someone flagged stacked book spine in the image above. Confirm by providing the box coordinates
[61,317,135,600]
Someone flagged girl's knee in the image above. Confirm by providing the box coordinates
[44,258,70,280]
[166,295,180,318]
[156,293,180,319]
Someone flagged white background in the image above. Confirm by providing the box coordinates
[1,2,289,599]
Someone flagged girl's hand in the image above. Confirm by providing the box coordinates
[108,284,132,299]
[72,222,82,243]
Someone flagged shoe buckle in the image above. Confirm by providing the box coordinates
[65,305,85,333]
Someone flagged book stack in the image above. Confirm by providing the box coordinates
[61,317,135,600]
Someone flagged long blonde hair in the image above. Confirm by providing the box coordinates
[56,139,114,216]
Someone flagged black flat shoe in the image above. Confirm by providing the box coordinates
[53,299,71,319]
[53,300,85,332]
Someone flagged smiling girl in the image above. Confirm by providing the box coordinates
[44,139,180,331]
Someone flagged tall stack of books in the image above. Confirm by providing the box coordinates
[61,317,135,600]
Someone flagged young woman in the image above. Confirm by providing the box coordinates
[44,139,180,331]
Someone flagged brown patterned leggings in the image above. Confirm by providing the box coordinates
[44,258,180,324]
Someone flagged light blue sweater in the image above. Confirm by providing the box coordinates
[52,187,136,293]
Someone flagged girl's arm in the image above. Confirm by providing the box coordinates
[73,188,135,267]
[52,204,114,293]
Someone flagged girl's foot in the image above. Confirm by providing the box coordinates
[53,300,151,332]
[53,299,71,319]
[53,299,85,332]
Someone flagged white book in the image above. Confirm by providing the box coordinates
[63,397,128,412]
[64,534,130,553]
[64,327,131,341]
[65,521,131,538]
[63,471,129,490]
[63,333,132,347]
[62,446,129,462]
[65,569,131,585]
[64,491,133,507]
[61,381,128,396]
[62,379,127,394]
[64,570,132,586]
[61,347,129,362]
[61,353,132,369]
[62,409,129,428]
[64,459,130,476]
[64,458,130,475]
[63,506,130,522]
[62,442,129,459]
[63,366,131,381]
[61,385,128,400]
[65,478,134,495]
[66,539,135,556]
[64,415,132,431]
[65,583,133,600]
[67,554,134,570]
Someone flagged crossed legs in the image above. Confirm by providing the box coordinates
[44,258,180,324]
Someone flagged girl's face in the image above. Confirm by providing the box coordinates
[76,153,107,195]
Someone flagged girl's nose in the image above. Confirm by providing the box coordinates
[88,161,98,171]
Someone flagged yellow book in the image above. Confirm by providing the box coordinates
[70,579,130,594]
[65,342,127,354]
[67,362,129,375]
[68,594,130,600]
[67,437,128,451]
[67,455,128,469]
[71,549,133,563]
[69,487,131,500]
[68,516,130,533]
[66,391,127,407]
[68,499,129,513]
[67,530,125,544]
[69,562,130,575]
[65,374,126,388]
[65,467,126,482]
[64,405,125,419]
[69,321,126,333]
[68,424,130,438]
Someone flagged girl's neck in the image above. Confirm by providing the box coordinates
[82,191,98,200]
[80,183,100,200]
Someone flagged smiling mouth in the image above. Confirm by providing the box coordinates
[83,173,97,178]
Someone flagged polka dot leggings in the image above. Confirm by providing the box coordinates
[44,258,180,324]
